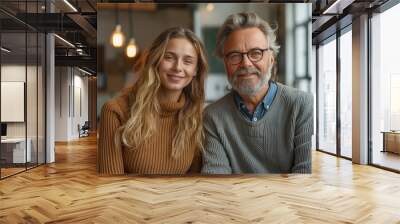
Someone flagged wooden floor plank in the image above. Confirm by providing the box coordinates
[0,135,399,223]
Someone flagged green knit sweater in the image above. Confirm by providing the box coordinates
[201,83,314,174]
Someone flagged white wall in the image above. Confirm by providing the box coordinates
[1,82,25,122]
[55,67,89,141]
[55,67,68,141]
[1,65,33,137]
[72,73,89,138]
[1,64,46,164]
[1,65,26,81]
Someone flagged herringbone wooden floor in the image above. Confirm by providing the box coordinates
[1,135,400,223]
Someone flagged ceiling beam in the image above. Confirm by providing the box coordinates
[67,14,97,39]
[322,0,356,14]
[12,13,82,32]
[96,3,156,11]
[312,15,335,33]
[55,55,96,72]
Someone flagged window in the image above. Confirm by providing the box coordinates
[317,37,337,154]
[371,2,400,171]
[340,28,352,158]
[0,1,47,179]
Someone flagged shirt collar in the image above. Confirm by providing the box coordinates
[233,80,277,110]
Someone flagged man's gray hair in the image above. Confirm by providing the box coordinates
[215,12,280,58]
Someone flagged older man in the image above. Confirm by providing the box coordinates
[201,12,313,174]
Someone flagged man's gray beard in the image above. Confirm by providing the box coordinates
[228,66,272,97]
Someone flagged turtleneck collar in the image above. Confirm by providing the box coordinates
[127,84,186,117]
[158,93,186,116]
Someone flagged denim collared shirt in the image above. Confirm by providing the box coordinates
[233,81,278,122]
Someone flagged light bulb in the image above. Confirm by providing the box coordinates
[126,38,138,58]
[206,3,214,12]
[111,24,125,48]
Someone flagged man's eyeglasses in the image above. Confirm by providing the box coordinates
[224,48,272,65]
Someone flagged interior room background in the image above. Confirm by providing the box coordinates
[96,2,313,141]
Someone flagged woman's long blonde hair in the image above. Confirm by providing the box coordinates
[120,27,208,158]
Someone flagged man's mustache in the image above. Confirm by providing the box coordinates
[233,67,261,78]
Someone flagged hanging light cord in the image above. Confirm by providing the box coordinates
[115,3,119,25]
[129,4,133,39]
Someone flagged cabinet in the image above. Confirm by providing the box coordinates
[382,131,400,154]
[0,138,32,164]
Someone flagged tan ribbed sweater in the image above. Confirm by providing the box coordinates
[97,87,201,175]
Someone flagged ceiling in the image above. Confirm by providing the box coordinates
[311,0,391,44]
[0,0,97,73]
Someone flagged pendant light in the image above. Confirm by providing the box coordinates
[111,4,125,48]
[126,4,138,58]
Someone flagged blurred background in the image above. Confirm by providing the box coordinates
[1,0,399,180]
[97,3,312,118]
